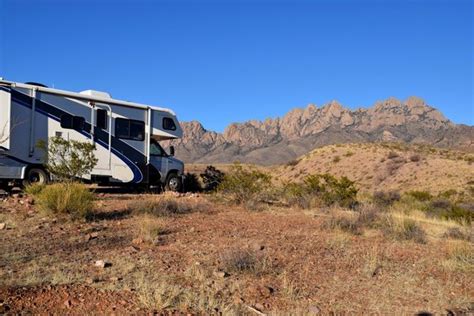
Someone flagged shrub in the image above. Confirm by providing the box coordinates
[409,154,421,162]
[217,164,272,205]
[200,166,225,191]
[427,200,473,224]
[136,215,165,244]
[443,227,472,242]
[183,173,202,192]
[37,136,98,180]
[322,210,362,235]
[373,191,401,207]
[25,183,46,196]
[286,159,299,167]
[381,216,426,244]
[283,174,358,208]
[332,156,341,163]
[220,248,272,275]
[407,190,432,202]
[35,182,94,219]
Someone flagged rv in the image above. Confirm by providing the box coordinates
[0,79,184,191]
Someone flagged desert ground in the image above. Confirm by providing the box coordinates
[0,143,473,315]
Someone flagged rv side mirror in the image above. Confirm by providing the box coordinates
[169,146,175,156]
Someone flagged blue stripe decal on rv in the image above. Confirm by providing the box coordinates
[8,88,144,183]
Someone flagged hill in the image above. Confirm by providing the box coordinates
[167,96,473,165]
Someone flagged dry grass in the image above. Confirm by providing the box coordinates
[130,192,211,217]
[442,242,474,273]
[220,248,274,276]
[136,215,166,244]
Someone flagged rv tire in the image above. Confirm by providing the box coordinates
[23,168,49,187]
[165,172,181,192]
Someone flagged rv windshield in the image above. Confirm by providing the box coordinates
[150,140,168,157]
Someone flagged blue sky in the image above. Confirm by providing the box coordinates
[1,0,472,131]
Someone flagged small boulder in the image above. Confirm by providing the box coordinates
[0,223,6,230]
[213,270,229,278]
[94,260,111,268]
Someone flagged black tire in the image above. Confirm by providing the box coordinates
[22,168,49,187]
[165,172,182,192]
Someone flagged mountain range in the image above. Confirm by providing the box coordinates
[165,96,473,165]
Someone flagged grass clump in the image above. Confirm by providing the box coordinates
[220,248,273,276]
[32,182,94,220]
[443,243,474,272]
[443,227,472,242]
[136,215,166,244]
[217,163,273,206]
[407,190,433,202]
[381,215,427,244]
[132,194,209,217]
[24,183,46,196]
[373,191,401,207]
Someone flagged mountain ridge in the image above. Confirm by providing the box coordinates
[165,96,473,165]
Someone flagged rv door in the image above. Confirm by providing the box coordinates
[93,105,112,170]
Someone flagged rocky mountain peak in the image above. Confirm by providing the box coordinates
[166,97,472,165]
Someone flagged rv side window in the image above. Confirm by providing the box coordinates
[60,114,73,129]
[73,116,85,130]
[96,109,107,129]
[163,117,176,131]
[60,114,85,130]
[115,118,145,141]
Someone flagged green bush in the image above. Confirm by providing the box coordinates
[35,182,94,220]
[24,183,46,196]
[284,174,358,208]
[406,190,433,201]
[37,136,98,181]
[217,164,273,205]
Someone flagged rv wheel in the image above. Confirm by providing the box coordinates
[165,172,182,192]
[23,168,49,187]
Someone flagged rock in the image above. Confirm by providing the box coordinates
[0,303,10,313]
[94,260,111,268]
[109,276,122,282]
[132,238,143,245]
[64,300,72,308]
[86,277,100,284]
[254,303,265,312]
[0,223,6,230]
[86,232,99,241]
[213,271,229,278]
[308,305,321,314]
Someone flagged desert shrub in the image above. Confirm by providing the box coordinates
[286,159,299,167]
[183,173,202,193]
[407,190,432,202]
[443,227,472,242]
[37,136,97,180]
[132,194,209,217]
[409,154,421,162]
[35,182,94,219]
[437,189,458,199]
[322,210,362,235]
[426,200,473,224]
[220,248,272,275]
[24,183,46,196]
[381,216,426,244]
[217,164,273,205]
[200,165,225,191]
[332,156,341,163]
[283,174,358,208]
[373,191,401,207]
[356,204,381,228]
[344,151,354,157]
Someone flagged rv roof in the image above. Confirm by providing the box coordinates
[0,79,176,116]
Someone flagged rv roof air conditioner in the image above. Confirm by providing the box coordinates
[80,90,112,99]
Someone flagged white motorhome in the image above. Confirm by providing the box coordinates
[0,79,184,191]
